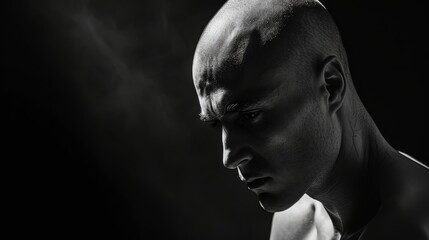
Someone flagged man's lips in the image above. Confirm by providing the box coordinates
[245,177,271,189]
[237,168,270,190]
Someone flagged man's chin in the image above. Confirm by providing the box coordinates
[258,193,292,213]
[257,192,296,213]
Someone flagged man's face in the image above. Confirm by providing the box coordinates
[193,49,341,212]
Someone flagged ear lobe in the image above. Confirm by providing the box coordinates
[322,55,346,114]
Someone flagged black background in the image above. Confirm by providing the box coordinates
[4,0,427,239]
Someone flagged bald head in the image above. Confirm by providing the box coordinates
[193,0,351,98]
[192,0,365,213]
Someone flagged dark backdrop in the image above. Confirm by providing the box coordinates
[4,0,427,239]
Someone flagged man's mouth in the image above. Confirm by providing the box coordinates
[246,177,271,189]
[238,168,271,190]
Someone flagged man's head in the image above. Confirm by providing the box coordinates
[193,0,354,212]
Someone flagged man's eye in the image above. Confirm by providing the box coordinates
[240,110,261,121]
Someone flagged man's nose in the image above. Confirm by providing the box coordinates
[222,127,252,169]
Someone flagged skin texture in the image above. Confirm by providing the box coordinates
[270,194,341,240]
[192,0,429,239]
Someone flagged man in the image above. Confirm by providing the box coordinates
[192,0,429,239]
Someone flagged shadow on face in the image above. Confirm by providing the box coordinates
[192,0,346,212]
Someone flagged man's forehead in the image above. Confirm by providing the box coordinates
[193,44,253,96]
[192,31,294,100]
[192,11,273,94]
[193,50,283,98]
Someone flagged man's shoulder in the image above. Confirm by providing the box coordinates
[359,199,429,240]
[270,194,340,240]
[381,151,429,207]
[363,152,429,239]
[270,195,315,240]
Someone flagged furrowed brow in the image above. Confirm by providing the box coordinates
[198,98,273,121]
[199,103,239,122]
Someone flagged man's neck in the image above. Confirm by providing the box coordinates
[307,114,390,237]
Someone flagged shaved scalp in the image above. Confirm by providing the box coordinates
[193,0,352,96]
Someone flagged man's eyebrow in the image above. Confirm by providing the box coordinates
[198,100,270,122]
[199,103,239,122]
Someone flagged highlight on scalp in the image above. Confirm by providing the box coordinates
[192,0,352,95]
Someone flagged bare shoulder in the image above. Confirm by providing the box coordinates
[361,152,429,240]
[398,151,429,172]
[359,200,429,240]
[270,194,316,240]
[270,194,340,240]
[380,151,429,208]
[385,152,429,206]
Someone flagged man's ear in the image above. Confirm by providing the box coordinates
[321,55,346,114]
